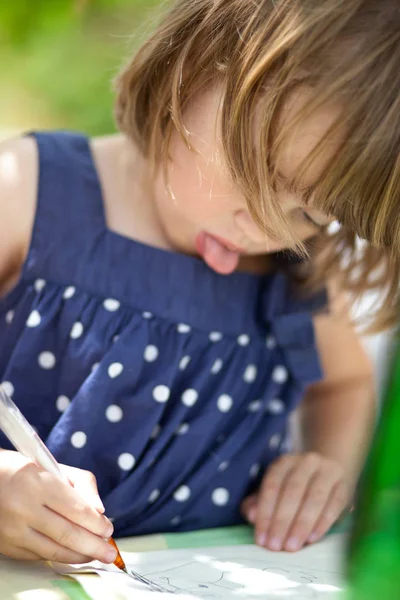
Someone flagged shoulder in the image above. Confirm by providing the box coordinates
[0,135,38,291]
[0,135,38,205]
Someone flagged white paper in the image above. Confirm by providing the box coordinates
[53,534,347,599]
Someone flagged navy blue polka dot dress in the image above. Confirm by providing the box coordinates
[0,132,326,536]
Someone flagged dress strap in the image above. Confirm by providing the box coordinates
[22,131,105,285]
[270,312,323,385]
[261,272,326,385]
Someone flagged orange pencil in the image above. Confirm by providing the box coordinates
[108,537,129,575]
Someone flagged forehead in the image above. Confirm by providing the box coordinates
[261,86,342,185]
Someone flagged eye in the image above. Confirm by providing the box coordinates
[298,209,320,228]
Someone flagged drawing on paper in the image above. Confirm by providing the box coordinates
[135,553,343,598]
[55,537,346,599]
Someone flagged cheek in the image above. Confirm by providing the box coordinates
[234,210,266,245]
[167,140,235,218]
[168,155,206,204]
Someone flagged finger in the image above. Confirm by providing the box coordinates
[241,495,258,523]
[40,473,113,538]
[0,545,41,561]
[266,454,319,551]
[255,455,297,548]
[307,481,349,544]
[26,528,94,564]
[31,506,117,564]
[283,472,338,551]
[63,466,105,514]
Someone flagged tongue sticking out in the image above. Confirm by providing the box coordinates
[196,232,240,275]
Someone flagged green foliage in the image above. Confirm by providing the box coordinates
[0,0,164,134]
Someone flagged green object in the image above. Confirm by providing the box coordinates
[51,579,92,600]
[165,519,350,549]
[347,335,400,599]
[164,524,255,548]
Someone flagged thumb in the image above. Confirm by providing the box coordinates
[61,465,105,514]
[241,494,258,524]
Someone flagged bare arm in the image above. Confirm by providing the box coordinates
[242,283,376,552]
[0,142,118,563]
[0,135,38,295]
[301,290,376,491]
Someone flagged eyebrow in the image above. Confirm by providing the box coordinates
[276,171,314,196]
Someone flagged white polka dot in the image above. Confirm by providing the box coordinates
[209,331,223,342]
[211,358,223,374]
[106,405,123,422]
[179,355,191,370]
[243,364,258,383]
[177,422,189,435]
[142,311,153,319]
[34,279,46,293]
[26,310,41,327]
[91,362,99,372]
[118,453,136,471]
[63,286,76,299]
[171,516,181,526]
[113,335,119,343]
[218,461,229,472]
[103,298,120,312]
[108,362,124,378]
[150,424,161,439]
[71,431,87,449]
[153,385,170,403]
[177,323,191,334]
[1,381,14,397]
[217,394,233,413]
[272,365,289,384]
[269,433,282,449]
[181,388,198,407]
[149,489,160,503]
[174,485,191,502]
[268,398,285,414]
[248,400,262,413]
[38,351,56,369]
[266,335,276,350]
[5,310,14,324]
[250,463,261,478]
[144,345,159,362]
[280,436,291,453]
[70,322,84,339]
[237,334,250,346]
[56,395,70,412]
[212,487,230,506]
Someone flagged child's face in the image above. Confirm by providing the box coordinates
[152,86,335,274]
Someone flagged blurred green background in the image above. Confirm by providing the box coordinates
[0,0,164,137]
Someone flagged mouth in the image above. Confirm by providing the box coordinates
[195,231,244,275]
[204,233,245,254]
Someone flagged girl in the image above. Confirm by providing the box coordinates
[0,0,398,566]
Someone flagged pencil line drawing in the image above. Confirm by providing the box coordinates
[54,537,346,599]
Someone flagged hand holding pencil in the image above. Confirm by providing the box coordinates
[0,386,120,566]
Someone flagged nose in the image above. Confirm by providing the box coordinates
[234,209,267,246]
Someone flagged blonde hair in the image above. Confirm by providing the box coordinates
[114,0,400,333]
